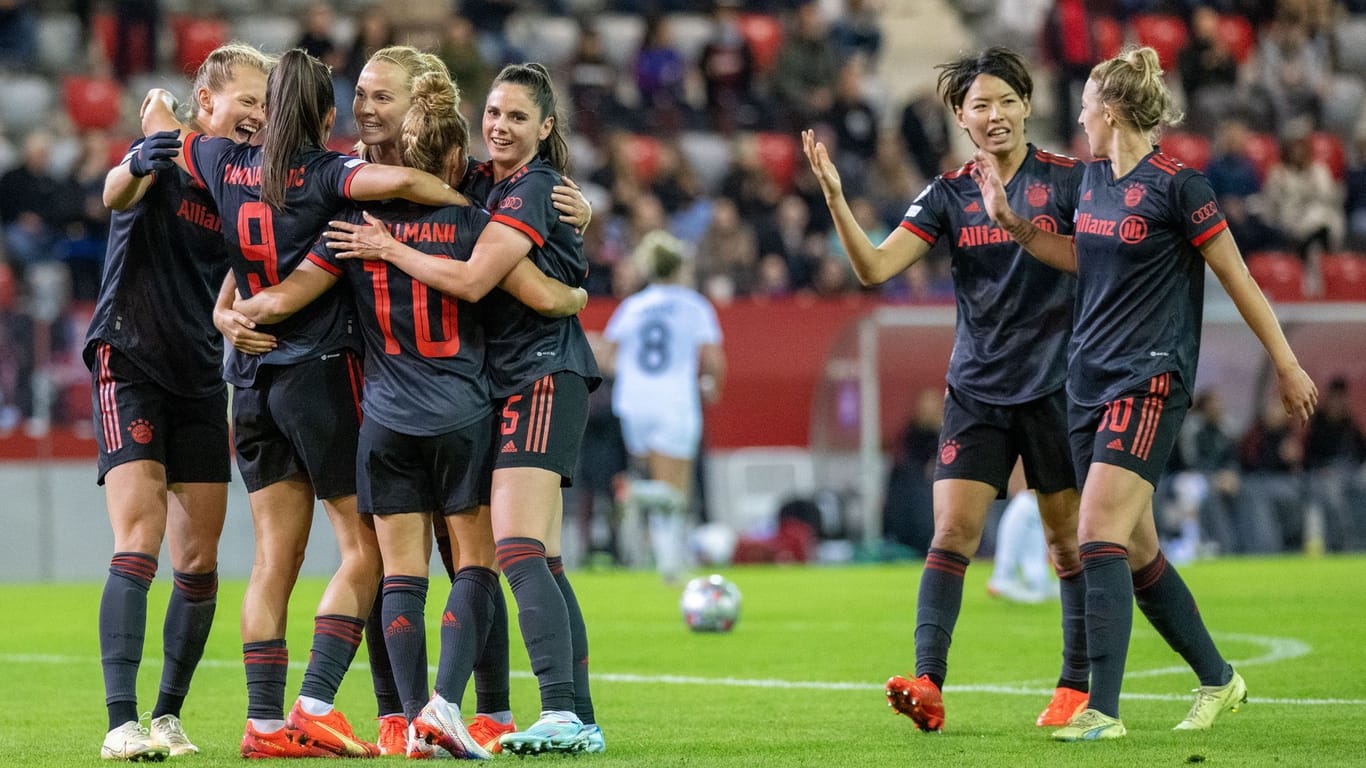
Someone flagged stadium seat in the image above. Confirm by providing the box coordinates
[1245,251,1304,302]
[92,12,118,65]
[755,131,799,192]
[1320,252,1366,301]
[1159,130,1211,171]
[172,16,229,74]
[680,130,731,194]
[667,12,716,64]
[1215,14,1255,64]
[37,12,82,73]
[736,13,783,73]
[232,14,302,55]
[1132,13,1188,72]
[505,13,581,67]
[1308,131,1347,180]
[593,13,646,69]
[0,75,56,134]
[1241,131,1280,182]
[624,133,665,185]
[63,76,123,132]
[1092,15,1125,60]
[1334,17,1366,77]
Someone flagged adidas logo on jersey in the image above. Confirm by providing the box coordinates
[1106,438,1125,451]
[964,200,982,213]
[501,441,518,454]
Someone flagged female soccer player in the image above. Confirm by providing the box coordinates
[89,43,273,762]
[598,229,726,583]
[803,47,1090,731]
[344,45,593,756]
[140,48,466,757]
[464,62,603,756]
[971,46,1317,740]
[232,67,587,759]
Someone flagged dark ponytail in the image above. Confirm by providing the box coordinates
[260,49,334,209]
[491,62,570,174]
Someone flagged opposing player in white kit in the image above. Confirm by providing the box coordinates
[599,231,726,581]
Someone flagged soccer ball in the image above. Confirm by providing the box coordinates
[680,574,741,632]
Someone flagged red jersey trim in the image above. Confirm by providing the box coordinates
[1190,220,1228,247]
[183,131,204,186]
[899,220,935,244]
[1034,149,1078,167]
[491,213,545,247]
[306,251,342,276]
[340,164,364,200]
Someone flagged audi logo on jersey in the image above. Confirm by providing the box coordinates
[1190,201,1219,224]
[496,196,524,211]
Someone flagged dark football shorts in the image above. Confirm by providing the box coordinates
[492,372,589,486]
[357,417,493,516]
[933,386,1078,496]
[90,341,230,485]
[1069,371,1190,488]
[232,350,364,499]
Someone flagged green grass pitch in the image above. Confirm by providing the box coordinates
[3,556,1364,767]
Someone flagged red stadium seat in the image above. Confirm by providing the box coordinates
[1308,131,1347,180]
[1241,131,1280,182]
[755,131,799,192]
[1216,14,1255,64]
[1246,251,1304,302]
[63,76,122,131]
[736,13,783,73]
[624,133,665,185]
[1320,252,1366,301]
[1092,16,1125,60]
[92,13,118,63]
[1159,130,1211,171]
[1132,13,1188,72]
[172,16,228,74]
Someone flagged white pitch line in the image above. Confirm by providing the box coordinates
[5,632,1363,707]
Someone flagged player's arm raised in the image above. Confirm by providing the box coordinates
[970,149,1078,273]
[803,129,929,285]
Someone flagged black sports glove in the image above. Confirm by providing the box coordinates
[128,129,180,178]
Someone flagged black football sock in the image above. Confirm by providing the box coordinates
[298,614,365,706]
[1133,552,1232,687]
[913,548,970,689]
[473,579,511,716]
[497,538,574,714]
[548,556,595,725]
[154,568,217,719]
[101,552,157,730]
[243,639,289,722]
[1080,542,1133,719]
[381,575,430,721]
[1057,566,1090,692]
[434,567,499,708]
[365,594,402,717]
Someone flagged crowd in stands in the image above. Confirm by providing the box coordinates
[0,0,1363,554]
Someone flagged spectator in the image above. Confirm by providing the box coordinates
[1263,128,1345,269]
[720,133,782,220]
[773,1,839,130]
[824,59,879,193]
[296,1,339,62]
[1206,118,1286,251]
[829,0,883,63]
[696,196,759,300]
[899,90,952,183]
[1303,376,1366,550]
[341,4,395,85]
[633,14,689,135]
[1178,5,1244,134]
[62,129,114,301]
[568,22,623,142]
[699,1,758,135]
[1238,397,1306,552]
[0,129,77,278]
[1162,390,1242,561]
[1040,0,1098,144]
[1345,131,1366,248]
[436,16,490,125]
[0,0,36,70]
[756,193,818,289]
[112,0,159,82]
[881,387,943,554]
[1252,5,1331,129]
